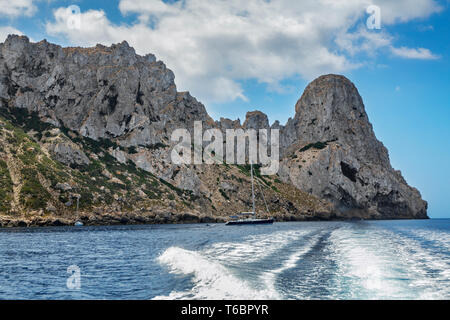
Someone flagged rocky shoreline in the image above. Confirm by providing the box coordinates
[0,210,428,228]
[0,212,223,228]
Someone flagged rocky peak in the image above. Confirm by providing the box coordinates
[0,35,212,148]
[111,40,133,51]
[4,34,30,47]
[243,110,270,130]
[217,117,241,131]
[277,74,427,219]
[291,74,389,164]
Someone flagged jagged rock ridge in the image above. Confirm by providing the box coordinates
[0,35,427,224]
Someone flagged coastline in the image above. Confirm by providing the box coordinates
[0,211,429,228]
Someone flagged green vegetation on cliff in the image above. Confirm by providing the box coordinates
[0,106,331,226]
[0,109,208,216]
[0,159,13,212]
[299,142,328,152]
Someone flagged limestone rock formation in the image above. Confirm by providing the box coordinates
[48,141,90,167]
[0,35,427,224]
[0,35,214,148]
[278,75,427,219]
[243,111,270,130]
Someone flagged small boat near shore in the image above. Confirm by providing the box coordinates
[226,163,274,226]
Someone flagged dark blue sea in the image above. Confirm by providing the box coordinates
[0,219,449,300]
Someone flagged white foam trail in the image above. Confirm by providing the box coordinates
[329,226,450,300]
[154,224,449,300]
[202,230,311,266]
[153,247,280,300]
[383,230,450,299]
[154,230,315,300]
[260,233,321,299]
[408,229,450,251]
[332,235,394,298]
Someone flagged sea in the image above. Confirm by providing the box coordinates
[0,219,449,300]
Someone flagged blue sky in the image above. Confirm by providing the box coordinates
[0,0,449,218]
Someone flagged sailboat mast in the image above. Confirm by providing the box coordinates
[250,163,255,215]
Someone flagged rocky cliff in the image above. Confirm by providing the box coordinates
[276,75,427,219]
[0,35,427,226]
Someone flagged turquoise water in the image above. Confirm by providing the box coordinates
[0,219,449,300]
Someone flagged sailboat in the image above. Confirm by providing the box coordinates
[225,163,274,226]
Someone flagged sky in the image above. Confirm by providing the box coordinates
[0,0,449,218]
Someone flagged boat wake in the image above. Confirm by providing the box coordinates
[153,246,279,300]
[153,230,321,300]
[329,225,450,299]
[154,224,450,300]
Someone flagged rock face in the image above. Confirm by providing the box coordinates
[49,141,90,167]
[0,35,214,148]
[217,76,427,219]
[243,111,270,130]
[0,35,427,222]
[277,75,427,219]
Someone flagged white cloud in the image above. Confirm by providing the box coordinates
[377,0,443,24]
[0,26,23,42]
[391,46,440,60]
[0,0,37,17]
[335,27,393,56]
[45,0,442,104]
